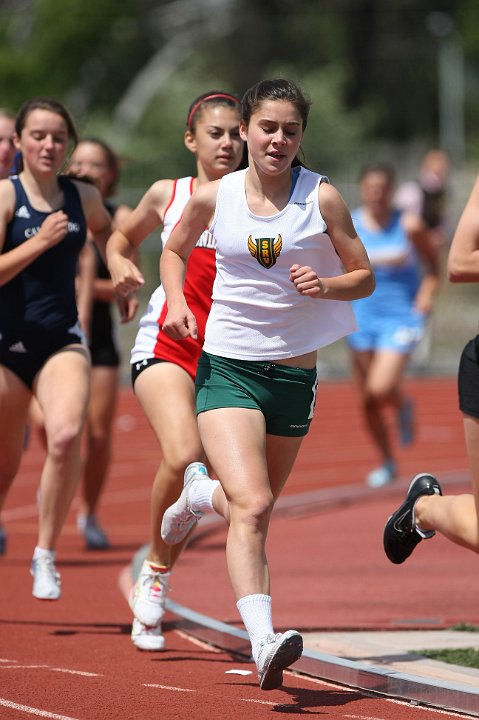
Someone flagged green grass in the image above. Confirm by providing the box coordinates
[449,623,479,632]
[416,624,479,668]
[418,648,479,668]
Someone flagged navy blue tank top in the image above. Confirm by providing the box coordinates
[89,199,115,346]
[0,175,87,334]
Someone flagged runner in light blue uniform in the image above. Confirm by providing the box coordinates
[348,207,424,355]
[346,162,440,488]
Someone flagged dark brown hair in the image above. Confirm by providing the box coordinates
[186,91,240,132]
[14,97,78,173]
[241,79,311,167]
[241,78,311,130]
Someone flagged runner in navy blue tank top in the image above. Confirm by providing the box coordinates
[0,108,15,556]
[0,98,134,601]
[25,138,136,553]
[1,173,87,343]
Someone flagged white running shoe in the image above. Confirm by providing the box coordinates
[129,560,170,627]
[256,630,303,691]
[161,462,207,545]
[31,555,61,600]
[366,460,397,488]
[131,618,165,651]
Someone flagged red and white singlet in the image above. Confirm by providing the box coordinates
[131,176,216,380]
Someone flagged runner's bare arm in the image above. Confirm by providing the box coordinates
[448,175,479,282]
[106,180,175,294]
[290,182,375,301]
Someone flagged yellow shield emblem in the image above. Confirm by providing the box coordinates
[247,235,282,269]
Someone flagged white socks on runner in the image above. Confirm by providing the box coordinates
[189,478,220,513]
[237,593,274,664]
[32,545,56,561]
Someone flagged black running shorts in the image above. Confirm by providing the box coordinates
[458,335,479,419]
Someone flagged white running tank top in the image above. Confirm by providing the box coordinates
[204,167,357,360]
[160,176,194,247]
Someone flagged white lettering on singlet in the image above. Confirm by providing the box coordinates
[195,229,216,249]
[24,222,81,239]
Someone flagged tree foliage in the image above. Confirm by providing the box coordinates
[1,0,478,188]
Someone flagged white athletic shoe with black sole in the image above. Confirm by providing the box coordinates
[256,630,303,690]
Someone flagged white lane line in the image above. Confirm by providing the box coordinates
[0,664,100,677]
[0,665,49,670]
[3,485,151,521]
[0,698,79,719]
[1,504,39,521]
[143,683,195,692]
[344,715,388,720]
[386,698,478,718]
[49,667,100,677]
[241,698,278,706]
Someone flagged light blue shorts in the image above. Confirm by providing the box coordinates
[347,312,425,354]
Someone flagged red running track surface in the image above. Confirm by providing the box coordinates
[0,377,477,719]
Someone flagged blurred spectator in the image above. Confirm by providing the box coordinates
[0,109,16,180]
[395,149,450,251]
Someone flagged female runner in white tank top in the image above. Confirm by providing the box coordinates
[152,79,375,690]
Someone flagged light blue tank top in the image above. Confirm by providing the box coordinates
[351,207,421,317]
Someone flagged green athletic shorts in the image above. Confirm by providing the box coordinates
[195,351,318,437]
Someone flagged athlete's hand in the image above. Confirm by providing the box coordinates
[116,291,140,324]
[108,255,145,296]
[290,263,325,297]
[38,211,69,248]
[162,300,198,341]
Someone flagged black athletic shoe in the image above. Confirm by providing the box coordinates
[383,473,442,564]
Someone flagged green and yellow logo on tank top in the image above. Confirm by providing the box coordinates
[247,234,282,269]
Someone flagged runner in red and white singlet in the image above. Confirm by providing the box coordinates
[106,91,244,652]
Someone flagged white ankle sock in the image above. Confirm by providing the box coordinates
[33,546,56,561]
[189,478,220,513]
[412,503,434,539]
[237,593,273,663]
